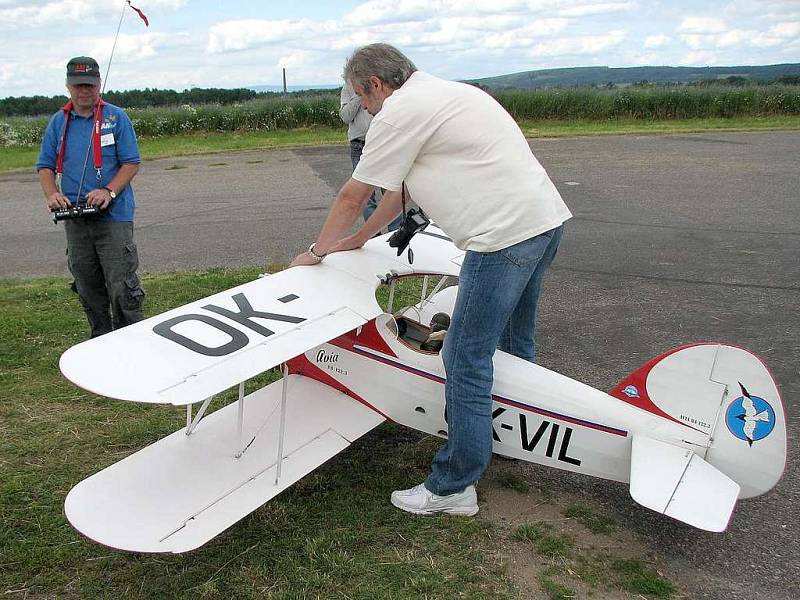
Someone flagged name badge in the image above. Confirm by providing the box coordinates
[100,133,115,147]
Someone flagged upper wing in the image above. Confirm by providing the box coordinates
[61,247,408,404]
[60,229,464,405]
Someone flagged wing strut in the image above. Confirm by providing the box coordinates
[387,279,397,312]
[275,363,289,484]
[236,381,244,451]
[185,394,214,436]
[419,275,451,311]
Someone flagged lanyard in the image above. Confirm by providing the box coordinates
[55,99,106,186]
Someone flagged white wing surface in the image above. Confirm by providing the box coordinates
[65,375,385,553]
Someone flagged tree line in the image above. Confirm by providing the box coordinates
[0,87,330,118]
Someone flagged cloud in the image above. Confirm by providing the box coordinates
[724,0,800,22]
[278,50,316,69]
[768,21,800,38]
[557,2,636,17]
[0,0,96,30]
[208,19,336,54]
[344,0,433,26]
[680,50,718,66]
[678,16,727,34]
[750,22,800,48]
[644,34,669,49]
[528,30,627,57]
[678,19,800,53]
[0,0,186,30]
[207,10,571,56]
[484,19,570,48]
[90,32,192,64]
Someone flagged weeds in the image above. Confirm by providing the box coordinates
[3,86,799,148]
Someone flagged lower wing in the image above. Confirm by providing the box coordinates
[65,375,384,553]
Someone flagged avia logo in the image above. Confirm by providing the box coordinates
[316,349,339,364]
[622,385,640,398]
[725,383,775,447]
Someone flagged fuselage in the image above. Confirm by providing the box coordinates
[289,313,710,485]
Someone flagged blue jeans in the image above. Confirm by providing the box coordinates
[425,225,564,495]
[350,139,402,231]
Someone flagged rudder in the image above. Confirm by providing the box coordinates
[705,345,786,498]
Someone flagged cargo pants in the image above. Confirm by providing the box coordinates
[64,219,145,338]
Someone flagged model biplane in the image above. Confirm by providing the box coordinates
[59,227,787,553]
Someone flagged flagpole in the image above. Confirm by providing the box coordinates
[102,0,129,95]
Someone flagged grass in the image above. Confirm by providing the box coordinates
[513,520,675,598]
[513,524,574,560]
[538,574,576,600]
[563,504,615,535]
[0,127,346,173]
[518,114,800,137]
[496,471,531,494]
[3,115,799,173]
[611,558,676,597]
[0,268,516,599]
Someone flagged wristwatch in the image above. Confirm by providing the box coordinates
[103,186,117,199]
[308,243,326,262]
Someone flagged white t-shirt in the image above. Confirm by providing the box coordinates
[353,71,572,252]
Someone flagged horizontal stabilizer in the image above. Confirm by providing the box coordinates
[629,435,740,532]
[64,375,384,553]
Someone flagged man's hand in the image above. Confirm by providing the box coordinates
[329,232,368,254]
[85,187,113,209]
[46,191,71,211]
[289,250,323,268]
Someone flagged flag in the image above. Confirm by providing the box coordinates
[127,1,149,27]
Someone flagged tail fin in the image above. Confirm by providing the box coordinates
[611,343,786,499]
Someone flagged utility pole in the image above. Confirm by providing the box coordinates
[282,68,287,94]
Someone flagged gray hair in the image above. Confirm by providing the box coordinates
[343,43,417,91]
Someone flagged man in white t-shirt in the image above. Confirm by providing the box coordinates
[291,43,571,516]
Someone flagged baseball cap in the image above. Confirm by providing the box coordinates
[66,57,101,86]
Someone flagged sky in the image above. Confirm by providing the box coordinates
[0,0,798,98]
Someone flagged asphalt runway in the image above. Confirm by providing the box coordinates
[1,131,798,598]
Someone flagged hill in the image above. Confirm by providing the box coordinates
[470,63,800,89]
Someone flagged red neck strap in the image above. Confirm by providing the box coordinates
[55,98,106,177]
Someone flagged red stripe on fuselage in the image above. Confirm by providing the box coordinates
[349,345,627,437]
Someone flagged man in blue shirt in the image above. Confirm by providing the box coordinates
[37,56,144,338]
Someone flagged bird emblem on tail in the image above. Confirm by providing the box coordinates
[726,382,774,447]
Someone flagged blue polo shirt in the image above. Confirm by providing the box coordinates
[36,102,140,222]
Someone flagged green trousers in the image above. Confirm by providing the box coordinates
[64,219,145,338]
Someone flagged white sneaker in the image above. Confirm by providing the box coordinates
[390,483,479,516]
